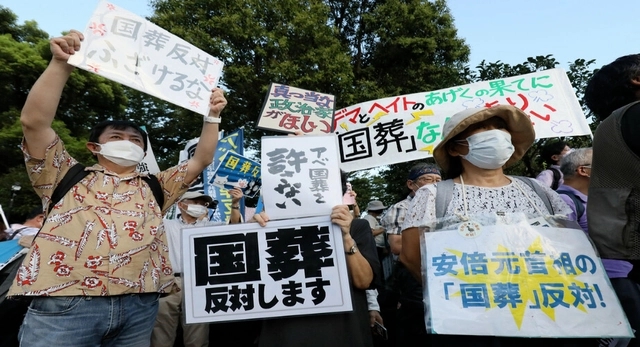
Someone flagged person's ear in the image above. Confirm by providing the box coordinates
[406,180,415,191]
[551,154,561,162]
[447,142,466,157]
[631,75,640,87]
[86,142,100,153]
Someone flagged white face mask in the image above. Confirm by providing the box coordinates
[461,129,515,169]
[93,140,145,167]
[183,204,209,218]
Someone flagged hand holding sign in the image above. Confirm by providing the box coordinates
[52,30,84,61]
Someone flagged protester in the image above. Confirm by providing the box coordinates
[380,162,441,346]
[151,188,243,347]
[399,106,592,346]
[584,57,640,345]
[7,206,44,241]
[256,176,383,346]
[7,29,227,346]
[536,139,571,190]
[364,200,388,263]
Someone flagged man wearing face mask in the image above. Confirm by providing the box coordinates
[8,30,228,347]
[152,188,243,347]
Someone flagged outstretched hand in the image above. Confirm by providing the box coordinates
[50,30,84,62]
[208,88,227,118]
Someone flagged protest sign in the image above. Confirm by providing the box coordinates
[181,216,352,323]
[423,223,632,338]
[210,151,261,198]
[257,83,335,135]
[68,0,224,116]
[202,129,246,223]
[333,69,591,172]
[261,135,342,220]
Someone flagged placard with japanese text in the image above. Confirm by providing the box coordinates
[257,83,335,135]
[424,224,632,338]
[182,216,352,323]
[261,135,342,220]
[334,69,591,172]
[68,0,224,116]
[210,150,262,198]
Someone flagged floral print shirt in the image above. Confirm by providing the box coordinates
[9,136,191,296]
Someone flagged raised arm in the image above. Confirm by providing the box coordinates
[21,30,84,158]
[185,88,227,183]
[332,205,374,289]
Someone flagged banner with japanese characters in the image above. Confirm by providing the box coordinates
[334,69,591,172]
[257,83,335,135]
[182,216,352,323]
[210,151,262,198]
[202,129,246,223]
[423,224,632,338]
[261,135,342,220]
[68,0,224,116]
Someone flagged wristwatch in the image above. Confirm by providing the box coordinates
[231,205,240,210]
[346,244,359,255]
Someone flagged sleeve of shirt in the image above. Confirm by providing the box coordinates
[351,218,383,289]
[154,161,192,213]
[380,204,403,235]
[620,102,640,157]
[366,289,380,311]
[401,185,437,231]
[21,136,77,208]
[535,169,553,188]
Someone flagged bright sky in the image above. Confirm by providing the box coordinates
[3,0,637,71]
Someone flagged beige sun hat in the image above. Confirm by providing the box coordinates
[433,105,535,172]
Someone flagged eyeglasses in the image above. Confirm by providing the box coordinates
[415,176,442,184]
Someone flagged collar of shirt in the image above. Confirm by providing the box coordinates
[85,163,149,179]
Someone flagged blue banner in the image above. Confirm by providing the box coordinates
[202,129,245,223]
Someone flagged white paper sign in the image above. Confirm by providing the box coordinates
[423,224,632,338]
[68,0,224,116]
[182,216,352,323]
[261,135,342,220]
[333,68,592,172]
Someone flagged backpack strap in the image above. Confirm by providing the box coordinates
[556,189,585,219]
[6,227,29,241]
[48,163,89,215]
[141,175,165,210]
[435,179,455,219]
[513,176,554,215]
[550,167,562,191]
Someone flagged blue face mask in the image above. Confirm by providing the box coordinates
[460,129,515,169]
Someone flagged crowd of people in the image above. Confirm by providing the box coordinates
[1,29,639,347]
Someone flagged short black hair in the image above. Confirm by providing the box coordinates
[585,54,640,121]
[540,140,567,164]
[88,120,148,152]
[25,206,44,221]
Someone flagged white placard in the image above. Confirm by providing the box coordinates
[334,68,592,172]
[423,224,632,338]
[261,135,342,220]
[68,0,224,116]
[182,216,352,323]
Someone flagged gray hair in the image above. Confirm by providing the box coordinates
[560,147,592,178]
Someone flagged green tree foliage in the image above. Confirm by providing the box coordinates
[149,0,471,202]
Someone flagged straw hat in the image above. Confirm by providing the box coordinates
[433,105,535,172]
